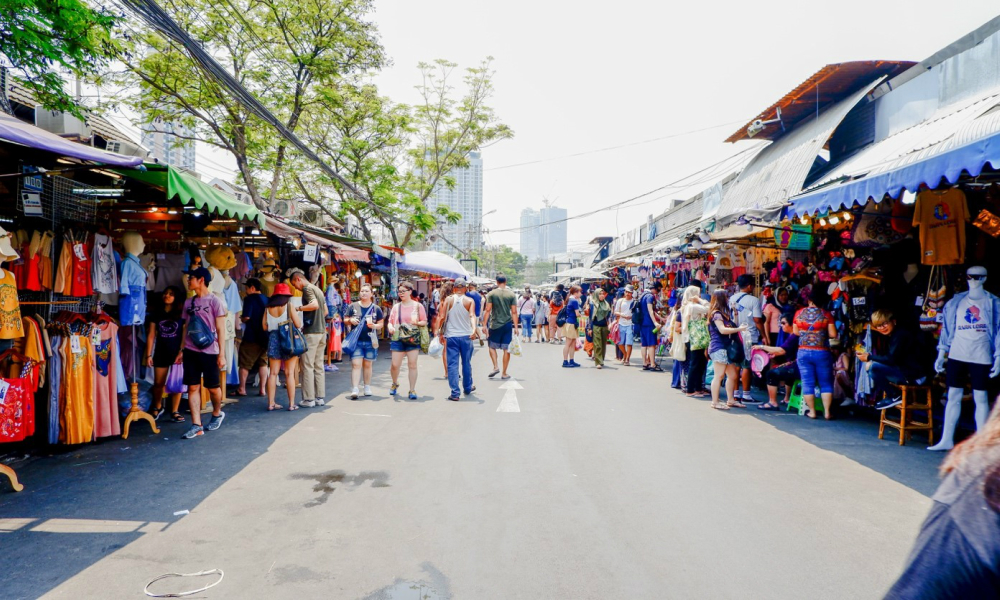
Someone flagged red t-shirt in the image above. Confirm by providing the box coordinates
[794,307,834,350]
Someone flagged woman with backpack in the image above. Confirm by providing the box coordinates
[681,286,710,398]
[707,289,750,410]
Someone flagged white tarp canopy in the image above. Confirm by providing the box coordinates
[398,251,470,278]
[549,267,608,281]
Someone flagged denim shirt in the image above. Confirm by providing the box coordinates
[119,254,147,325]
[938,290,1000,364]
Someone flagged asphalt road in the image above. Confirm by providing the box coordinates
[2,340,941,599]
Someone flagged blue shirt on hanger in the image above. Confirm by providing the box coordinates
[119,253,147,325]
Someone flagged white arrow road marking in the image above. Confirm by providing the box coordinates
[497,378,522,412]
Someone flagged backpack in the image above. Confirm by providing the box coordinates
[632,292,648,327]
[556,305,568,327]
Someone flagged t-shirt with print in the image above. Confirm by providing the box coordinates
[950,295,993,365]
[149,309,183,361]
[182,294,226,354]
[794,307,835,351]
[485,287,517,329]
[566,297,581,326]
[913,188,970,265]
[300,283,327,335]
[346,301,384,341]
[730,292,763,344]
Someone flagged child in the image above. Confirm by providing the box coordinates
[326,312,343,372]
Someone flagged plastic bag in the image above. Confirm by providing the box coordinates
[509,334,522,357]
[166,364,184,394]
[428,336,443,358]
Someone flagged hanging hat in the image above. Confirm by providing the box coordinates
[0,226,18,262]
[750,348,771,377]
[206,245,237,271]
[261,258,278,271]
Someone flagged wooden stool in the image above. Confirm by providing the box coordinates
[879,384,934,446]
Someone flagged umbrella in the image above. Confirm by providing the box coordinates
[549,266,608,281]
[469,275,495,285]
[399,251,470,279]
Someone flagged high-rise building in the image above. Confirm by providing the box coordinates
[141,118,196,171]
[426,151,483,255]
[520,204,567,261]
[520,208,541,261]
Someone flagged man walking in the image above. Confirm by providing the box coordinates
[237,278,269,396]
[481,274,518,379]
[178,267,228,439]
[640,281,663,372]
[615,285,636,366]
[730,274,766,402]
[440,278,478,401]
[467,282,484,346]
[588,287,612,369]
[288,268,328,407]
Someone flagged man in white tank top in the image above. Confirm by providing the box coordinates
[440,278,478,401]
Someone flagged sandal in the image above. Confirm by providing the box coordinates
[267,404,280,411]
[650,366,664,372]
[711,403,730,411]
[288,405,299,411]
[757,402,780,411]
[727,400,746,409]
[151,407,164,421]
[170,412,185,422]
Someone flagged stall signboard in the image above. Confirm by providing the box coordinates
[773,224,811,250]
[303,243,319,263]
[22,166,43,192]
[21,192,42,216]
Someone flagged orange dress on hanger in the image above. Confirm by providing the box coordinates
[60,335,95,444]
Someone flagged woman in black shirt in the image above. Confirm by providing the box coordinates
[145,286,185,422]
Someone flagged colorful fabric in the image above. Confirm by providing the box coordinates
[794,307,835,350]
[913,188,969,265]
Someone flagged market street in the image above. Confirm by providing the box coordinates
[2,341,939,599]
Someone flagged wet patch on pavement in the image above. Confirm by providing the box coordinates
[289,470,391,507]
[360,562,452,599]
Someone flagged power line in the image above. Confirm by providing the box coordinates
[485,120,745,172]
[489,146,760,234]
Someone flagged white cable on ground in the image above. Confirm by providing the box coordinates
[144,569,224,598]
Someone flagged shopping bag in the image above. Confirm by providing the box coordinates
[165,364,185,394]
[509,335,522,357]
[428,336,444,358]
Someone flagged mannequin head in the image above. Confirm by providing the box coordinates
[968,266,987,299]
[123,232,145,256]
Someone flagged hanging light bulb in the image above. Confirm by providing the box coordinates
[842,211,852,220]
[829,216,841,225]
[819,218,827,227]
[799,215,809,225]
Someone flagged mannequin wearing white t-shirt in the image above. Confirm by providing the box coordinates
[929,266,1000,451]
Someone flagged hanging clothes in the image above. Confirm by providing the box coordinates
[38,230,54,291]
[91,233,118,294]
[60,334,95,444]
[0,372,35,443]
[53,239,71,294]
[223,277,242,386]
[48,334,62,444]
[854,325,874,406]
[21,232,43,291]
[93,322,122,438]
[68,233,94,297]
[119,253,148,326]
[0,269,23,340]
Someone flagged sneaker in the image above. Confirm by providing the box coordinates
[390,383,399,396]
[569,361,582,368]
[363,385,372,397]
[315,398,326,406]
[206,411,225,431]
[562,360,571,368]
[408,391,418,400]
[324,365,335,372]
[875,396,902,410]
[349,387,359,400]
[299,399,317,408]
[329,364,339,372]
[181,424,204,439]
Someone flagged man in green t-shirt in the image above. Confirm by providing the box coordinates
[481,274,518,379]
[288,268,328,407]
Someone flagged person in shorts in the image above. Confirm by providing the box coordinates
[237,278,269,397]
[481,274,518,379]
[178,267,228,439]
[562,285,583,367]
[345,283,384,399]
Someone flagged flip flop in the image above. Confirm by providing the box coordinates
[501,375,511,380]
[488,369,500,378]
[267,404,280,411]
[711,404,730,411]
[288,405,299,411]
[757,402,779,411]
[233,391,248,397]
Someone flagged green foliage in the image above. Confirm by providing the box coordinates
[471,245,527,286]
[525,259,556,284]
[0,0,120,117]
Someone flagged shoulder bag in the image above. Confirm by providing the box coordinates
[391,303,421,346]
[341,303,374,356]
[277,306,308,357]
[722,313,745,364]
[187,299,217,350]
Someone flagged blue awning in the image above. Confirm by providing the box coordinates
[787,91,1000,218]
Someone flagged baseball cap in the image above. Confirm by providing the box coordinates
[624,284,634,293]
[454,278,468,287]
[185,266,212,283]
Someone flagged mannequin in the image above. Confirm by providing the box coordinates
[929,265,1000,451]
[259,258,279,297]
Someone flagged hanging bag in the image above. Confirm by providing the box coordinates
[920,266,945,335]
[165,364,185,394]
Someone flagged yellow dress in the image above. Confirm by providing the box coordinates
[60,335,95,444]
[0,269,23,339]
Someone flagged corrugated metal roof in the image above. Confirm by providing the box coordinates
[725,62,915,144]
[610,198,705,260]
[715,79,885,225]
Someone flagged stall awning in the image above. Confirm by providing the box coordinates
[116,165,264,227]
[787,87,1000,218]
[399,251,469,278]
[263,215,370,262]
[0,112,143,167]
[715,79,885,226]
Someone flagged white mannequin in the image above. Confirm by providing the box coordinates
[929,265,999,451]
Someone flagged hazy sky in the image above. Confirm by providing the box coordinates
[198,2,1000,252]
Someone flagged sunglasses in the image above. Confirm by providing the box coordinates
[968,274,987,281]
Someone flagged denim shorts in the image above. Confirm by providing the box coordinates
[351,340,378,361]
[618,324,633,345]
[389,340,421,353]
[709,348,729,365]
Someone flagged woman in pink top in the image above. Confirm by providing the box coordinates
[387,281,428,399]
[762,286,791,345]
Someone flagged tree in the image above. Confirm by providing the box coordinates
[525,259,556,285]
[471,245,527,287]
[0,0,121,117]
[296,58,512,247]
[114,0,385,209]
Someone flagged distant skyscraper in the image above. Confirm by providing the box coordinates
[426,151,483,255]
[520,208,541,261]
[141,118,196,171]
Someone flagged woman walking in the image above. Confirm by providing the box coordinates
[518,291,535,342]
[681,286,710,398]
[262,283,302,411]
[387,281,427,400]
[534,294,549,343]
[793,287,838,419]
[548,287,564,344]
[587,288,612,369]
[561,285,583,367]
[707,289,750,410]
[345,283,384,399]
[145,286,185,422]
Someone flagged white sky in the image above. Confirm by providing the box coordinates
[198,2,1000,252]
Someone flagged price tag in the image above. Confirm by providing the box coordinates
[303,243,318,263]
[852,297,866,306]
[92,327,101,346]
[70,335,82,353]
[936,312,945,323]
[0,379,9,404]
[915,295,924,306]
[73,243,87,261]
